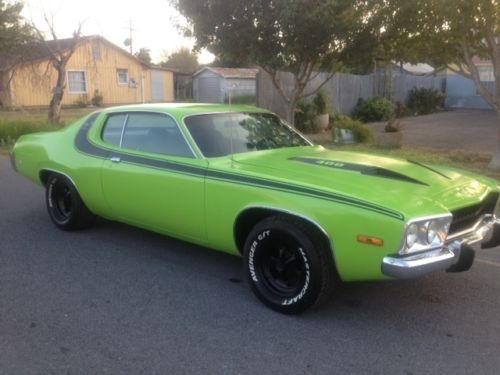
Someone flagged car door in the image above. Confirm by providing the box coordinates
[99,111,208,242]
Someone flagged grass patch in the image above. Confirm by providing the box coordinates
[0,107,94,123]
[0,108,94,153]
[321,143,500,181]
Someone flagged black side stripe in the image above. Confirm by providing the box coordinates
[74,114,404,221]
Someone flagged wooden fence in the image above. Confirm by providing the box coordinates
[256,69,446,120]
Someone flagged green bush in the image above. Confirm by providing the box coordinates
[406,87,446,115]
[332,116,373,143]
[91,89,104,107]
[312,89,329,114]
[351,97,395,123]
[294,99,316,133]
[0,120,60,146]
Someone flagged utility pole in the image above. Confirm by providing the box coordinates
[124,19,135,54]
[128,19,133,54]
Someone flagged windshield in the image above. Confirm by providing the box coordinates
[184,112,311,158]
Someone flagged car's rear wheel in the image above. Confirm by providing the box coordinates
[243,215,336,314]
[46,174,95,230]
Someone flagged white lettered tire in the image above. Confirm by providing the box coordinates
[243,215,336,314]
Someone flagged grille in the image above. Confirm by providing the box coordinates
[449,192,498,235]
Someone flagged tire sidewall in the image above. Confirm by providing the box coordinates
[244,219,323,314]
[46,175,77,228]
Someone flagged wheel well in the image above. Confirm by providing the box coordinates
[39,169,53,186]
[234,208,333,257]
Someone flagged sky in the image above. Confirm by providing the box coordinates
[21,0,214,64]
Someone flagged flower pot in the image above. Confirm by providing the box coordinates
[376,131,402,148]
[313,113,329,132]
[333,128,356,144]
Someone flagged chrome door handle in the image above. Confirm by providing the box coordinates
[110,156,121,163]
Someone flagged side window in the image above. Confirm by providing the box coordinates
[121,113,194,158]
[102,114,127,146]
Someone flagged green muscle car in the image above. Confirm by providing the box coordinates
[11,103,500,314]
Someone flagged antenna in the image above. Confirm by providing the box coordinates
[229,115,235,168]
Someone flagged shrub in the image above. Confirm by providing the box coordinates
[91,89,104,107]
[294,99,316,133]
[332,116,373,143]
[351,97,395,123]
[406,87,446,115]
[312,89,329,114]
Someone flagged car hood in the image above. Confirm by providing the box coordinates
[229,146,496,219]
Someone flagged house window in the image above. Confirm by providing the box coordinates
[117,69,129,85]
[67,71,87,93]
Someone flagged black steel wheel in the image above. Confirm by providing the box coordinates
[46,173,95,230]
[243,215,336,314]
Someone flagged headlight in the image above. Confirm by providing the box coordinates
[401,215,451,255]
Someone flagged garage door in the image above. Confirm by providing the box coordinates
[151,70,164,102]
[198,76,221,103]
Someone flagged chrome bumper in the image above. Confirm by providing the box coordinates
[382,217,499,279]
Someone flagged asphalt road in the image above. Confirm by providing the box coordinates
[1,156,500,375]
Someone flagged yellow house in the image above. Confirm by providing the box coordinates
[0,35,174,108]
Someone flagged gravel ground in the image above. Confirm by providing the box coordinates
[368,109,499,154]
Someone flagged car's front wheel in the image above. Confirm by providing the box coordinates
[46,174,95,231]
[243,215,336,314]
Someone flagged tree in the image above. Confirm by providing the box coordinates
[135,47,152,64]
[173,0,377,124]
[161,47,200,73]
[32,16,82,123]
[0,1,33,65]
[379,0,500,169]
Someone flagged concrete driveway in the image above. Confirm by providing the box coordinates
[369,109,499,154]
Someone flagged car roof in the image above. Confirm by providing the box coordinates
[103,103,272,118]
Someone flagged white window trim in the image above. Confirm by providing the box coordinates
[67,70,88,94]
[117,69,129,86]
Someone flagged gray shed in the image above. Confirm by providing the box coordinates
[192,67,258,103]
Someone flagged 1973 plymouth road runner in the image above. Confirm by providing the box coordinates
[11,103,500,313]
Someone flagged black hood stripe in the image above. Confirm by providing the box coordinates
[407,159,451,180]
[290,156,428,186]
[74,114,404,221]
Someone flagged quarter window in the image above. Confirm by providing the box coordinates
[102,114,128,146]
[101,112,194,158]
[67,71,87,93]
[117,69,129,85]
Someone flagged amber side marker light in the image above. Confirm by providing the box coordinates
[357,235,384,247]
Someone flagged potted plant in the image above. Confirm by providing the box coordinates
[312,90,330,132]
[376,115,402,148]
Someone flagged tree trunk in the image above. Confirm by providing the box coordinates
[285,100,296,127]
[487,112,500,171]
[48,63,66,124]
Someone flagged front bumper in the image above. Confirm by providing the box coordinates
[382,218,500,279]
